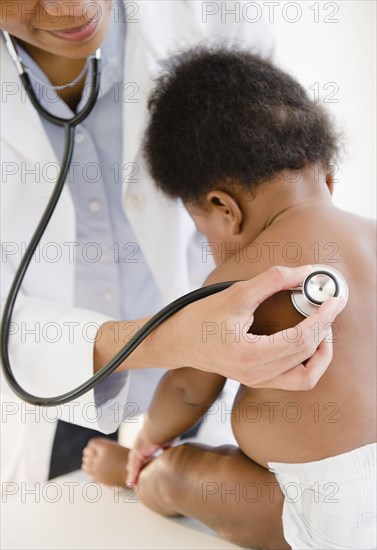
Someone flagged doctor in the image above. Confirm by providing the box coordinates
[0,0,344,483]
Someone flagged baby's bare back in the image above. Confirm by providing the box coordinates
[226,205,376,467]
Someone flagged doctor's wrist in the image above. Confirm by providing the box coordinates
[93,318,152,373]
[93,309,190,374]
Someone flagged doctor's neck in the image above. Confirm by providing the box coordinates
[20,41,93,110]
[20,42,90,109]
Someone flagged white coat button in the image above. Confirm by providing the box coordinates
[104,291,113,301]
[89,200,101,213]
[127,193,146,212]
[75,132,85,144]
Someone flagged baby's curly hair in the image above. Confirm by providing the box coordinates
[144,47,339,203]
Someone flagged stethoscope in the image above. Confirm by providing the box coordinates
[0,31,349,407]
[290,264,348,317]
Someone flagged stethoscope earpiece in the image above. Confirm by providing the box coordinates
[290,264,349,317]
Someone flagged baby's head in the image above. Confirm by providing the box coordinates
[144,48,339,263]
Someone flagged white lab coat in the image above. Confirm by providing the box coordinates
[0,1,274,482]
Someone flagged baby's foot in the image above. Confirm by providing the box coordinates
[82,438,130,487]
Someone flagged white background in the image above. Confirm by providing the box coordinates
[268,0,376,219]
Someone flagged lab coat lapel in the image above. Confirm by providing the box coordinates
[0,41,76,303]
[0,41,58,190]
[121,1,208,301]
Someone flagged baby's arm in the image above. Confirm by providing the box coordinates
[145,368,226,443]
[126,368,226,484]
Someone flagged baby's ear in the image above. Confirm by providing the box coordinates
[326,172,335,195]
[206,190,243,235]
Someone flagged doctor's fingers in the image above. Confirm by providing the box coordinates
[240,297,342,386]
[252,338,333,391]
[260,295,343,361]
[235,265,313,315]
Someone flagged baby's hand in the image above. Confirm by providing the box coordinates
[126,430,172,486]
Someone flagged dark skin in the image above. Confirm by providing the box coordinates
[83,167,376,548]
[138,443,288,550]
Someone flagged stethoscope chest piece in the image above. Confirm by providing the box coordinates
[290,264,349,317]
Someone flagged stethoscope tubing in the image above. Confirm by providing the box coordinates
[0,32,239,407]
[0,32,348,407]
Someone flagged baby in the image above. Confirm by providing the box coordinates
[83,49,376,549]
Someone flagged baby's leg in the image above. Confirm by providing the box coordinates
[138,443,289,550]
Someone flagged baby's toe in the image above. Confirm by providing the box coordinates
[81,446,97,472]
[87,437,104,451]
[83,446,95,458]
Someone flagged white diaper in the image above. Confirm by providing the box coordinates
[268,443,376,550]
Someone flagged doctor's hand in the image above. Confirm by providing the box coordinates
[95,265,346,391]
[149,265,346,391]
